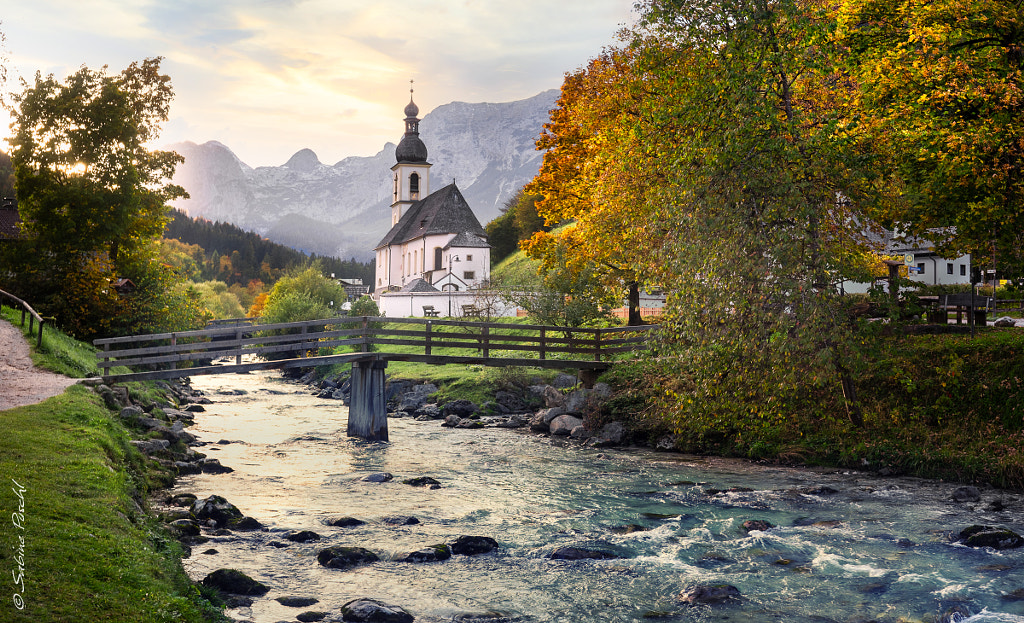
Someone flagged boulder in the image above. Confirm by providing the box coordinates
[679,584,741,604]
[173,461,203,475]
[199,458,234,474]
[167,519,201,537]
[552,373,578,389]
[456,419,485,429]
[494,390,528,412]
[286,530,322,543]
[742,520,774,533]
[201,568,269,596]
[168,493,197,507]
[361,472,394,483]
[442,399,478,419]
[442,415,464,428]
[399,544,451,562]
[340,598,414,623]
[131,439,170,455]
[569,425,590,439]
[540,407,567,424]
[951,486,982,503]
[955,525,1024,550]
[297,612,329,622]
[325,516,365,527]
[450,535,499,556]
[232,516,263,531]
[549,414,584,436]
[529,412,550,432]
[276,596,320,607]
[994,316,1017,327]
[564,389,596,415]
[495,414,526,429]
[414,404,442,419]
[191,495,243,526]
[548,546,621,560]
[403,476,441,487]
[119,405,144,420]
[381,515,420,525]
[317,546,380,569]
[588,421,625,447]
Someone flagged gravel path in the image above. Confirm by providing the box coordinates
[0,318,79,411]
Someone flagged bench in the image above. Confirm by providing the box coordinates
[422,305,440,317]
[461,305,480,317]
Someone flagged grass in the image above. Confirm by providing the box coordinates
[0,388,225,622]
[1,306,101,377]
[0,310,226,622]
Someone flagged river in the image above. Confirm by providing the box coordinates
[175,369,1024,623]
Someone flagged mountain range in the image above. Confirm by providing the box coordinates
[168,90,558,261]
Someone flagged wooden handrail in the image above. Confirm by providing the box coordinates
[94,316,660,383]
[0,288,47,348]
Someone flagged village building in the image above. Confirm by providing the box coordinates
[374,91,509,317]
[0,197,22,241]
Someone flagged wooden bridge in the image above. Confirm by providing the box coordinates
[94,316,657,442]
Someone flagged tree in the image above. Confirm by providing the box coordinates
[2,58,195,337]
[837,0,1024,276]
[523,47,666,325]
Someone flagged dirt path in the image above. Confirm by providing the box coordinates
[0,318,79,411]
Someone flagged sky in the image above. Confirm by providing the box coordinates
[0,1,637,167]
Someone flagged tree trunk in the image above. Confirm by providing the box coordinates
[628,281,642,326]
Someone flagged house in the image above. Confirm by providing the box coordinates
[373,90,491,295]
[840,230,973,294]
[0,198,22,240]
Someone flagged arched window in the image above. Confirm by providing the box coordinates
[434,247,443,270]
[409,172,420,198]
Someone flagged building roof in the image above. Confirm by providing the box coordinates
[400,278,440,293]
[375,183,487,249]
[0,200,22,240]
[444,231,490,249]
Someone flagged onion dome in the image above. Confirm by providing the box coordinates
[396,86,428,163]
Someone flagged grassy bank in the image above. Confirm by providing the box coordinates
[0,312,225,622]
[599,328,1024,490]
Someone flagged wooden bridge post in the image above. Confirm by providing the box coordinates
[347,359,389,442]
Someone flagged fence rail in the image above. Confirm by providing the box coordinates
[94,316,659,383]
[0,289,47,348]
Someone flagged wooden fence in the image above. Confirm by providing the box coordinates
[0,289,47,348]
[94,316,658,384]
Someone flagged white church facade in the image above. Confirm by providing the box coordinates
[374,91,516,318]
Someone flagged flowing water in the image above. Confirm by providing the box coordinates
[176,370,1024,623]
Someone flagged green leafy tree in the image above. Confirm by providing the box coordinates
[349,295,380,317]
[2,58,194,337]
[838,0,1024,276]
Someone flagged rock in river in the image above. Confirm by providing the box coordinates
[399,543,452,562]
[548,546,621,560]
[191,495,243,526]
[679,584,741,604]
[317,546,380,569]
[954,525,1024,550]
[201,568,270,596]
[450,535,499,556]
[340,598,414,623]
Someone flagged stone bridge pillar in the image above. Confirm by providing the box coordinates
[347,359,389,442]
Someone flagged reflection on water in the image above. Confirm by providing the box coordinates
[177,370,1024,623]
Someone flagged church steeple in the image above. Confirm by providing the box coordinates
[390,81,431,226]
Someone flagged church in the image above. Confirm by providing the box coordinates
[373,90,490,296]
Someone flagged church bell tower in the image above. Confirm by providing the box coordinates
[391,82,432,226]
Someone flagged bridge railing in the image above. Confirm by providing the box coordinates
[0,288,48,348]
[94,316,659,383]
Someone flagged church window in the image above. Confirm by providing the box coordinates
[410,172,420,198]
[434,247,443,270]
[463,271,475,280]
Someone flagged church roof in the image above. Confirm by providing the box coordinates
[444,232,490,250]
[375,183,487,249]
[400,278,440,293]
